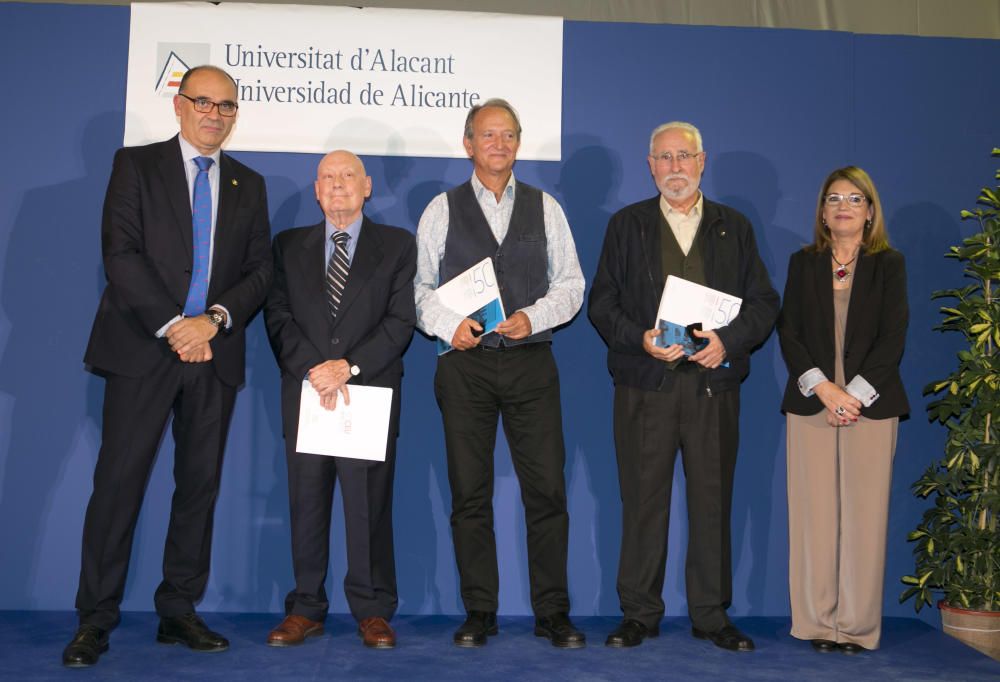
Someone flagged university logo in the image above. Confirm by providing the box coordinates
[154,43,211,96]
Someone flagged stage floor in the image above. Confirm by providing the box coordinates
[2,612,995,681]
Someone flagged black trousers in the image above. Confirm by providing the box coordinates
[75,357,235,630]
[434,343,570,616]
[283,436,398,623]
[613,372,739,632]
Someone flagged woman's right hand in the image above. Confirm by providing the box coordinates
[814,381,861,425]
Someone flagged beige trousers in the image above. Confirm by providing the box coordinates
[786,412,898,650]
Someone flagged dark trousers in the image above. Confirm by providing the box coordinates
[434,343,570,616]
[75,357,235,630]
[284,438,398,623]
[613,372,739,632]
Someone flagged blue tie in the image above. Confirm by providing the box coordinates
[183,156,214,316]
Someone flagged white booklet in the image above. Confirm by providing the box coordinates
[295,381,392,461]
[654,275,742,357]
[434,257,507,355]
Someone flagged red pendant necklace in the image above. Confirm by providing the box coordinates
[832,251,857,282]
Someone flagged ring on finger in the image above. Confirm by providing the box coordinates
[835,406,846,416]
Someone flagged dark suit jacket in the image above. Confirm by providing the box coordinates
[264,217,417,445]
[778,247,909,419]
[588,195,779,393]
[84,135,272,387]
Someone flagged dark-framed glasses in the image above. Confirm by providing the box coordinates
[652,150,702,164]
[178,93,238,117]
[825,193,867,206]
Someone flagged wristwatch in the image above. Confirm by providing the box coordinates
[206,309,227,330]
[349,363,361,377]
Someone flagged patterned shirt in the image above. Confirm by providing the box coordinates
[414,172,584,342]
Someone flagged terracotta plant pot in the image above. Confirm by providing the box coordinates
[939,600,1000,662]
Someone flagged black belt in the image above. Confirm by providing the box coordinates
[474,342,539,352]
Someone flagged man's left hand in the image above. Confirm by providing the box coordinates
[495,311,532,340]
[688,329,727,369]
[166,315,219,358]
[178,342,213,363]
[308,359,351,395]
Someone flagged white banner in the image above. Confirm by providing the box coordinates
[125,2,563,159]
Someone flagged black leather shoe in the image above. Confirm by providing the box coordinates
[157,613,229,652]
[534,612,586,648]
[453,611,498,648]
[811,638,837,653]
[62,625,108,667]
[838,642,866,655]
[692,624,755,652]
[605,619,658,648]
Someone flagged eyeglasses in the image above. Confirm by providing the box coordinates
[177,93,239,117]
[825,193,867,206]
[651,151,702,165]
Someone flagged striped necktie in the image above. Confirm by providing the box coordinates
[326,231,351,318]
[183,156,214,316]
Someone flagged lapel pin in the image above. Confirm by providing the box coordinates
[231,178,238,186]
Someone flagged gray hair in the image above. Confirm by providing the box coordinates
[464,98,522,140]
[648,121,703,154]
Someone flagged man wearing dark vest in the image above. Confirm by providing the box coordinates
[589,122,778,651]
[414,99,585,648]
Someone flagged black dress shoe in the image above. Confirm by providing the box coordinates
[605,619,659,648]
[811,638,837,653]
[838,642,866,655]
[453,611,498,647]
[62,625,108,667]
[157,613,229,652]
[692,624,755,652]
[534,612,586,648]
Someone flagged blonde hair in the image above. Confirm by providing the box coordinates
[809,166,890,254]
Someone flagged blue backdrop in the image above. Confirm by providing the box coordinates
[1,4,998,626]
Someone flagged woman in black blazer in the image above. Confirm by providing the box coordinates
[778,166,908,655]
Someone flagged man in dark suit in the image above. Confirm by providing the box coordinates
[263,150,416,649]
[63,65,272,667]
[589,121,778,652]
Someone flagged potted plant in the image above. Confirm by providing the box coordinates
[901,148,1000,662]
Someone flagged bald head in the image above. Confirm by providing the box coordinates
[314,150,372,228]
[318,150,367,177]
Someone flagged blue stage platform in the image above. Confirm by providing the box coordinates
[2,613,995,681]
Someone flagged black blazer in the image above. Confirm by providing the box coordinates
[263,217,416,442]
[778,247,909,419]
[588,195,779,393]
[84,135,273,387]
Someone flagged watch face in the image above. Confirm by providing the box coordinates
[350,365,360,376]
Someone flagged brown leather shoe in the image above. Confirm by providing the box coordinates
[267,615,323,647]
[358,616,396,649]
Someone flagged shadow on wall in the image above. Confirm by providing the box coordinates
[239,173,304,612]
[387,158,454,614]
[711,151,798,615]
[0,111,122,605]
[884,200,964,625]
[543,134,625,615]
